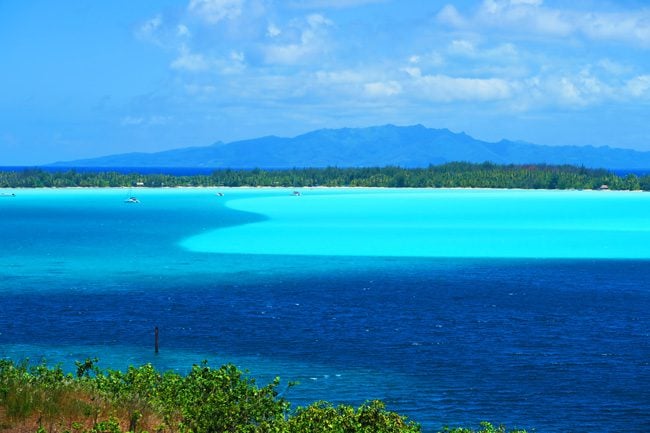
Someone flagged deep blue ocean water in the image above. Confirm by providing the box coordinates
[1,188,649,432]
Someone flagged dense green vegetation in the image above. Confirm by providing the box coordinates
[0,163,646,190]
[0,360,527,433]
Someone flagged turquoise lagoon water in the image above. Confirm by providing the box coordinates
[183,188,650,258]
[1,188,649,432]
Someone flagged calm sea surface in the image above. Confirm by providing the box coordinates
[1,188,649,432]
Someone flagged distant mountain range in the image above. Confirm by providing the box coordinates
[50,124,650,170]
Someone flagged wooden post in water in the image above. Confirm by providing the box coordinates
[155,326,159,354]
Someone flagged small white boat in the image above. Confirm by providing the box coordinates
[124,196,140,203]
[292,191,301,196]
[0,193,15,197]
[216,192,224,197]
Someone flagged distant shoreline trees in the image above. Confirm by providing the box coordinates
[0,162,646,191]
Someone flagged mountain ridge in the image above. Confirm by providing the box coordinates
[49,124,650,170]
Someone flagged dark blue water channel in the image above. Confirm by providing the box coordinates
[1,258,649,432]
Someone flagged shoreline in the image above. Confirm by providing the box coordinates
[1,163,643,192]
[0,185,645,192]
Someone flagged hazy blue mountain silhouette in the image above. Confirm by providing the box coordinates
[50,124,650,169]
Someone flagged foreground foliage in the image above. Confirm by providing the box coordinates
[0,360,527,433]
[0,162,644,190]
[439,423,528,433]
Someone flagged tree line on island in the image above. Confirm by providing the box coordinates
[0,162,646,190]
[0,359,526,433]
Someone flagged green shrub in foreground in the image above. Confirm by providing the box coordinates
[0,359,528,433]
[286,400,421,433]
[439,421,527,433]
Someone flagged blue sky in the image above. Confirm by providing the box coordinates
[2,0,650,164]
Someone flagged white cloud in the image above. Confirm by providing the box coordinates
[440,1,650,46]
[626,75,650,98]
[177,24,191,37]
[315,70,366,84]
[447,40,519,63]
[121,116,145,126]
[267,23,282,37]
[171,46,210,71]
[220,50,247,74]
[514,70,614,108]
[545,73,608,107]
[493,43,518,57]
[401,67,421,78]
[264,44,308,65]
[136,15,163,42]
[557,77,583,106]
[170,46,246,74]
[307,13,333,27]
[288,0,385,9]
[185,84,217,96]
[480,0,502,15]
[577,70,607,97]
[404,52,446,71]
[230,51,245,62]
[364,81,402,97]
[136,0,650,120]
[424,52,446,68]
[510,0,543,6]
[149,116,172,125]
[188,0,243,24]
[436,4,465,27]
[477,0,572,36]
[380,68,620,109]
[410,74,512,102]
[120,116,171,126]
[264,14,333,64]
[597,59,631,76]
[579,12,650,45]
[449,39,476,55]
